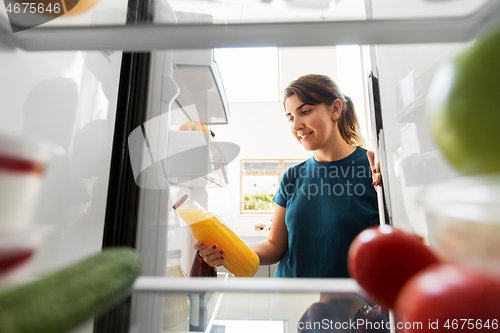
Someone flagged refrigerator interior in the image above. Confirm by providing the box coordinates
[1,0,500,333]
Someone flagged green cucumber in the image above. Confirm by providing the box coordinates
[0,247,141,333]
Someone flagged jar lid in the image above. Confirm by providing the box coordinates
[0,134,53,164]
[167,249,182,258]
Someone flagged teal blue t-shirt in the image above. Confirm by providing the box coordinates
[273,147,379,278]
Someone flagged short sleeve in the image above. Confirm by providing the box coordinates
[273,167,292,208]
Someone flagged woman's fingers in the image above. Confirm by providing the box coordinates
[194,241,206,251]
[206,249,225,267]
[367,151,382,187]
[372,171,382,187]
[372,161,382,186]
[194,242,225,267]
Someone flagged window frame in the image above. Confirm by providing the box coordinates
[239,158,304,215]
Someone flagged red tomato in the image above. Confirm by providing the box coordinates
[347,225,439,310]
[394,264,500,333]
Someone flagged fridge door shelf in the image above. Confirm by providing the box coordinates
[395,60,443,124]
[401,150,460,187]
[173,49,229,126]
[394,41,473,124]
[166,130,228,188]
[167,168,227,188]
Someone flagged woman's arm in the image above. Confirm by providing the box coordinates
[249,204,288,265]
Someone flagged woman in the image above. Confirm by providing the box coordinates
[195,74,381,278]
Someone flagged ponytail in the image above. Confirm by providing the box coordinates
[338,95,365,148]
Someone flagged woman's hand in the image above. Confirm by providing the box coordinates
[367,151,382,187]
[194,241,225,267]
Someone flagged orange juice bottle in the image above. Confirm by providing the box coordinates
[173,194,260,278]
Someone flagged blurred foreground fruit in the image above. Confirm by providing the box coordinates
[394,264,500,333]
[427,24,500,175]
[348,225,439,310]
[0,247,141,333]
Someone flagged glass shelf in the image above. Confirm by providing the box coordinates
[1,0,499,51]
[132,276,367,333]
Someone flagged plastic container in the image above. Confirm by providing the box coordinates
[163,249,190,331]
[0,134,52,234]
[173,194,260,278]
[421,175,500,276]
[0,227,48,288]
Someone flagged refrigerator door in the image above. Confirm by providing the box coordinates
[366,4,472,239]
[0,19,127,333]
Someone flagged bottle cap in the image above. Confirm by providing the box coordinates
[173,194,189,210]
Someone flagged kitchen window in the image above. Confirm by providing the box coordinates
[240,159,303,214]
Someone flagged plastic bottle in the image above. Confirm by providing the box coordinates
[173,194,260,278]
[163,249,190,331]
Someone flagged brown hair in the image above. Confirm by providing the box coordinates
[283,74,365,148]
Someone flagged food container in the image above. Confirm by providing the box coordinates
[0,227,47,287]
[421,175,500,276]
[164,249,190,331]
[0,134,52,234]
[173,194,260,278]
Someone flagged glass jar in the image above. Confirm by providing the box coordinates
[163,249,190,331]
[421,175,500,276]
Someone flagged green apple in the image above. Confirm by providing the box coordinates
[427,24,500,175]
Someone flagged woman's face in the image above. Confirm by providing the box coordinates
[285,94,341,152]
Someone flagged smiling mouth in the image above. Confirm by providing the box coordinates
[299,132,312,140]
